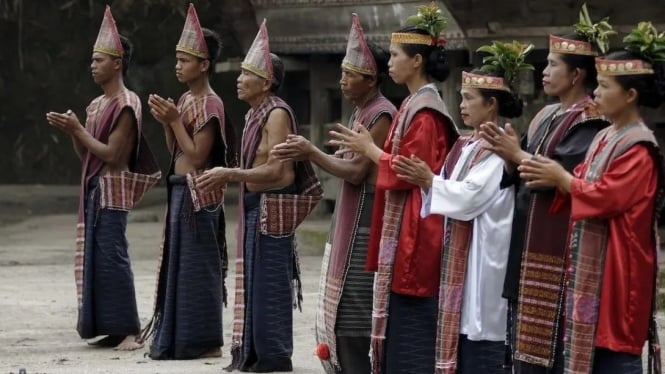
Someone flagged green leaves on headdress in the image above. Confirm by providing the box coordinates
[573,3,615,54]
[476,41,535,87]
[405,2,448,40]
[623,22,665,63]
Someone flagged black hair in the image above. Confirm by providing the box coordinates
[118,35,132,77]
[201,28,223,64]
[363,41,390,85]
[396,26,450,82]
[469,68,524,118]
[603,50,665,108]
[556,33,598,91]
[270,53,285,92]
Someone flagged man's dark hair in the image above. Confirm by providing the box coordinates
[119,35,132,77]
[270,53,285,92]
[201,28,223,69]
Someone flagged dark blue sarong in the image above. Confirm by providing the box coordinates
[77,176,140,339]
[382,292,438,374]
[457,335,507,374]
[149,175,224,360]
[238,186,296,372]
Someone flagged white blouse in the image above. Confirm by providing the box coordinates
[421,140,515,341]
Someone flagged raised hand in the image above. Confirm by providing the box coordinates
[46,110,83,134]
[479,122,521,163]
[271,134,315,162]
[148,94,179,125]
[518,155,572,190]
[328,123,373,156]
[393,155,434,189]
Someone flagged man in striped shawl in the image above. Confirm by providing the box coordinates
[271,14,396,374]
[143,4,236,360]
[197,20,322,372]
[46,6,160,351]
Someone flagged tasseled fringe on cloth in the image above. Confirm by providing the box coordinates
[370,335,384,374]
[293,238,303,312]
[648,316,662,374]
[224,344,242,372]
[138,312,160,345]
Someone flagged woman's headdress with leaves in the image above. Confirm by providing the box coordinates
[391,2,448,47]
[573,3,616,54]
[596,22,664,76]
[465,41,534,92]
[550,3,615,56]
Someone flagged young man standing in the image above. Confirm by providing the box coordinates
[197,20,322,372]
[46,6,160,351]
[143,4,237,360]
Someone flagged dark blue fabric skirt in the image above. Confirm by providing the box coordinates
[457,335,507,374]
[238,188,295,372]
[382,292,438,374]
[149,175,224,360]
[77,176,140,339]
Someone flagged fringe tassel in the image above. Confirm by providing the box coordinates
[370,337,383,374]
[292,238,303,311]
[224,345,242,372]
[648,316,662,374]
[138,312,160,344]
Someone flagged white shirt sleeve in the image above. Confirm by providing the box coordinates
[428,154,505,221]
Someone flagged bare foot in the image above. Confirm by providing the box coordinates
[199,347,222,358]
[113,335,144,351]
[88,335,124,347]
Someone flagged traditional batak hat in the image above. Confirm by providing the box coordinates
[241,19,273,81]
[596,21,664,76]
[341,14,377,76]
[462,71,510,92]
[93,5,123,58]
[175,3,209,59]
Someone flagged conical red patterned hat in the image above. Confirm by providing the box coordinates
[176,3,209,59]
[93,6,123,57]
[241,19,273,80]
[341,14,377,76]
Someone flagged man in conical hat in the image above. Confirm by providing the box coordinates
[271,13,396,374]
[197,19,323,372]
[143,2,237,360]
[46,5,161,351]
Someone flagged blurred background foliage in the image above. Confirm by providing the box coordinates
[0,0,249,183]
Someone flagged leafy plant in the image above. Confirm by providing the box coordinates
[476,41,535,86]
[623,21,665,63]
[405,2,448,39]
[573,3,616,54]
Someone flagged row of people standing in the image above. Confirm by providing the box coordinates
[45,2,665,374]
[279,3,664,374]
[46,3,322,371]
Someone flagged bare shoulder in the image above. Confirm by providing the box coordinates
[264,108,293,134]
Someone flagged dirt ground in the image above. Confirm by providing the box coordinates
[0,186,326,374]
[0,185,663,373]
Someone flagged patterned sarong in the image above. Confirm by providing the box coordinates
[148,176,224,359]
[315,93,396,372]
[238,187,298,372]
[77,176,141,339]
